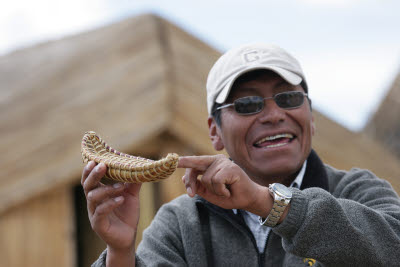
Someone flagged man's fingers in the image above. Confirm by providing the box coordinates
[201,168,229,197]
[212,180,231,197]
[124,182,142,196]
[83,162,107,196]
[178,155,219,171]
[81,161,96,186]
[91,196,124,232]
[87,183,125,215]
[183,168,198,197]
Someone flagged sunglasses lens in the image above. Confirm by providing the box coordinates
[275,92,304,109]
[230,92,305,115]
[234,96,264,114]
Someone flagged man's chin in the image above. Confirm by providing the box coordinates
[249,161,302,184]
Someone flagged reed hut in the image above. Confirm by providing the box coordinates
[0,14,399,267]
[365,69,400,158]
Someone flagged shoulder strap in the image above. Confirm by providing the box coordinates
[196,203,214,267]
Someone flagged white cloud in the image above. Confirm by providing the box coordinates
[0,0,110,55]
[297,0,362,8]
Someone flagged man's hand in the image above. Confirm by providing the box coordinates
[178,154,272,215]
[81,161,140,266]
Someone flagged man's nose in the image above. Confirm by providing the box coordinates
[256,98,286,124]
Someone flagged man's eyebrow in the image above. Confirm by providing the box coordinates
[275,81,295,90]
[233,87,259,94]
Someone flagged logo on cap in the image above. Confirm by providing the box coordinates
[243,50,262,63]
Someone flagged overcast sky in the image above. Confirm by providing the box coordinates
[1,0,399,131]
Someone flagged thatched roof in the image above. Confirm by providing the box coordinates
[365,69,400,159]
[1,14,399,214]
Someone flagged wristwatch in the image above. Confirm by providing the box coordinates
[258,183,292,227]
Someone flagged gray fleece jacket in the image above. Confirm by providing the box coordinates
[92,150,400,266]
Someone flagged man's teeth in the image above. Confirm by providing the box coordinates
[255,133,294,145]
[265,142,288,148]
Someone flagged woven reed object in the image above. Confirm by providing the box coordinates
[81,131,179,183]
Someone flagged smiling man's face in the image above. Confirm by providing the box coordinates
[209,70,315,186]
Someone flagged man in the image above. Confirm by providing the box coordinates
[83,43,400,266]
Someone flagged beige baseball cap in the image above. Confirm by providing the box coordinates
[206,43,307,114]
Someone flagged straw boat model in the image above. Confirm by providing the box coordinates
[81,131,179,183]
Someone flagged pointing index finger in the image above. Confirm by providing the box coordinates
[177,155,217,171]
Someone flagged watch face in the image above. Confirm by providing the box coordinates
[272,183,292,198]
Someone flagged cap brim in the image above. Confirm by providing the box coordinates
[215,66,302,104]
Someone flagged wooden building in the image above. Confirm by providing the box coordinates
[1,14,399,267]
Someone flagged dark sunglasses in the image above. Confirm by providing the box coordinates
[216,91,308,115]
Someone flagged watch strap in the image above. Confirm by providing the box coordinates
[259,183,292,227]
[258,198,287,227]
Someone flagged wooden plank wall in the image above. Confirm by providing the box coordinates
[0,188,75,267]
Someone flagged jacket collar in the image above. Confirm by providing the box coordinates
[300,149,329,191]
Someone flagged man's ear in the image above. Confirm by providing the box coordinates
[208,117,224,151]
